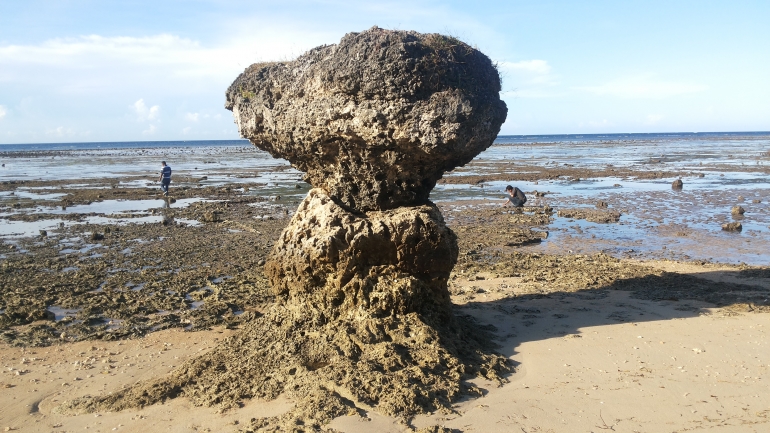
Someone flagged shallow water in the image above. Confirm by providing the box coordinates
[0,144,293,182]
[488,132,770,170]
[2,134,769,264]
[0,197,209,237]
[427,134,770,264]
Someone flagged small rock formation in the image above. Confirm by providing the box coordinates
[731,205,746,215]
[596,200,608,208]
[557,208,622,223]
[504,228,548,246]
[672,179,683,189]
[722,222,742,232]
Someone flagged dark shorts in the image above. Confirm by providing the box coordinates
[508,197,525,207]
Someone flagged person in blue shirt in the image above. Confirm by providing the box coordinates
[159,161,172,196]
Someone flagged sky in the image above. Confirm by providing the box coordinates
[0,0,769,144]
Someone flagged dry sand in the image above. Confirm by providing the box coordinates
[3,264,769,432]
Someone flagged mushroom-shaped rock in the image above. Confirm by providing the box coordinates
[53,29,512,428]
[226,26,507,211]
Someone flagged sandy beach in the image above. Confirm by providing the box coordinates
[2,137,769,432]
[2,268,769,432]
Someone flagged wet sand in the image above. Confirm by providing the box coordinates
[1,138,770,431]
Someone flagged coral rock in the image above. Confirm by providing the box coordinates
[226,26,507,211]
[265,188,458,315]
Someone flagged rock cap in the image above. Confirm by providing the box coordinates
[226,26,507,211]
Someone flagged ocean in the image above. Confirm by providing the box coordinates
[1,131,769,264]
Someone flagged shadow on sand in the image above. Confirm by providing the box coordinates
[457,266,769,373]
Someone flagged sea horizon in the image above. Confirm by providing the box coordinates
[1,130,769,152]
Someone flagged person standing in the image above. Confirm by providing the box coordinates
[502,184,526,207]
[159,161,172,196]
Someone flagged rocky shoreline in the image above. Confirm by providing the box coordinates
[2,158,770,431]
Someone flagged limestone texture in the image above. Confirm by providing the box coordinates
[266,188,457,312]
[226,26,507,211]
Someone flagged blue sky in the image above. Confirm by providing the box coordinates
[1,0,768,143]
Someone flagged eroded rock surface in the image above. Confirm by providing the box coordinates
[266,189,457,314]
[226,26,507,211]
[557,208,622,223]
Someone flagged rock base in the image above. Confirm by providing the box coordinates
[266,189,458,317]
[58,190,512,429]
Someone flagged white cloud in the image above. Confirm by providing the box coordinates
[0,30,329,85]
[577,75,707,99]
[1,35,222,77]
[46,126,75,137]
[577,119,613,130]
[182,127,192,134]
[185,112,200,122]
[132,99,160,121]
[645,114,663,125]
[497,59,561,98]
[143,124,157,135]
[500,59,551,75]
[0,105,6,119]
